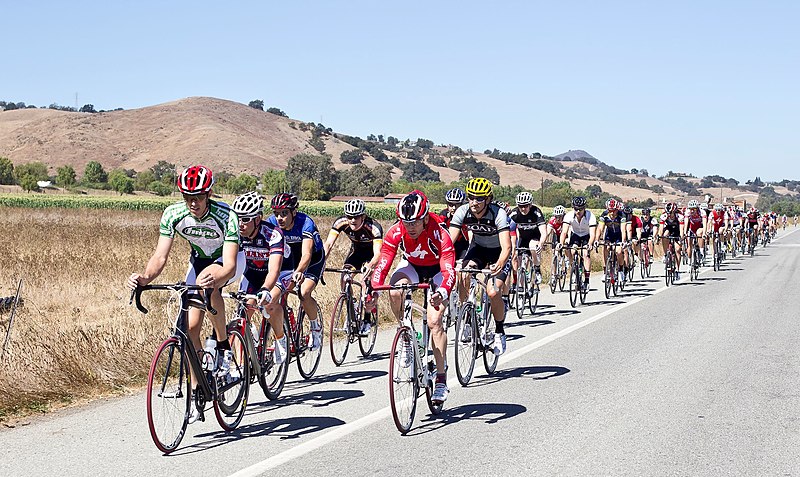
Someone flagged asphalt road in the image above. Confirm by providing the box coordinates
[3,229,799,476]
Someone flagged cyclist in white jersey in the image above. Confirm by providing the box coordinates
[560,196,597,288]
[126,166,244,422]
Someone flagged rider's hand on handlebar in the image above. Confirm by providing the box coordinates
[256,288,272,306]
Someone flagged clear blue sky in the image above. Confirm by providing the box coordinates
[2,1,798,182]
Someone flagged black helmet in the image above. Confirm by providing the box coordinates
[572,196,587,208]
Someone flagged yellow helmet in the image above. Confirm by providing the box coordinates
[465,177,493,197]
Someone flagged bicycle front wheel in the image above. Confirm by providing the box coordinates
[296,302,323,379]
[482,308,499,375]
[329,294,350,366]
[528,281,539,316]
[214,328,250,431]
[359,303,379,357]
[558,256,568,291]
[515,266,527,320]
[389,327,418,434]
[258,314,290,400]
[454,303,477,386]
[146,337,190,454]
[568,266,579,308]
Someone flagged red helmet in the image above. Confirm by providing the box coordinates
[177,165,214,195]
[605,199,619,211]
[270,192,299,210]
[749,206,757,214]
[397,190,429,221]
[665,202,678,213]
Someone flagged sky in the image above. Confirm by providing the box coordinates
[2,0,798,182]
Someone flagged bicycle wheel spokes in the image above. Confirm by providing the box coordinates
[515,267,527,320]
[482,306,499,375]
[389,328,418,434]
[528,281,539,316]
[329,295,350,366]
[296,302,323,379]
[214,329,249,431]
[147,337,190,454]
[259,315,290,400]
[454,303,477,386]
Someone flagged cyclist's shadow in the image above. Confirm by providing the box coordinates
[410,402,527,435]
[468,365,570,388]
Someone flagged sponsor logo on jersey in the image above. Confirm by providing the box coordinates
[182,226,220,239]
[408,244,429,259]
[466,223,496,234]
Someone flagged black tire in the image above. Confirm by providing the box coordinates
[558,256,568,291]
[146,337,189,454]
[295,301,323,379]
[358,303,378,357]
[604,258,612,299]
[258,314,290,401]
[528,281,539,316]
[424,360,444,415]
[389,327,418,434]
[481,306,499,375]
[214,328,250,431]
[568,266,579,308]
[329,294,350,366]
[515,266,527,320]
[454,303,477,386]
[549,256,558,294]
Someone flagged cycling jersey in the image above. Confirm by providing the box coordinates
[450,203,510,249]
[563,210,597,237]
[626,214,643,236]
[708,210,728,232]
[746,212,760,225]
[160,199,239,260]
[267,211,325,271]
[659,212,684,237]
[329,215,384,254]
[509,206,546,242]
[599,211,627,242]
[685,209,706,231]
[372,213,456,295]
[547,216,564,240]
[239,222,287,293]
[640,216,658,238]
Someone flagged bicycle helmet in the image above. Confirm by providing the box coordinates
[572,196,587,208]
[516,191,533,206]
[605,199,619,211]
[445,188,466,205]
[699,202,708,211]
[641,208,651,215]
[553,205,566,216]
[232,191,264,219]
[344,198,366,217]
[270,192,298,210]
[493,201,511,215]
[665,202,678,213]
[396,190,429,221]
[713,203,724,211]
[749,206,757,214]
[687,199,699,209]
[177,165,214,195]
[465,177,493,197]
[623,205,633,214]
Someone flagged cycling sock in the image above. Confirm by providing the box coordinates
[495,320,505,334]
[216,338,231,351]
[534,265,541,273]
[436,373,446,385]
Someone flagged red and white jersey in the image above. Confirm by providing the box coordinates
[371,213,456,295]
[547,216,564,238]
[659,212,685,227]
[685,209,706,230]
[708,210,728,231]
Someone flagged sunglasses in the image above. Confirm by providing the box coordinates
[182,193,208,203]
[518,204,531,208]
[467,195,487,203]
[273,210,292,218]
[573,207,585,211]
[239,216,257,224]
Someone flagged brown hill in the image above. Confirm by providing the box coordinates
[0,96,690,201]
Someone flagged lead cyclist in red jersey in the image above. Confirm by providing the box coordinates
[371,190,456,404]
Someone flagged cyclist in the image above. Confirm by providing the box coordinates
[782,214,788,230]
[658,202,685,278]
[439,188,470,261]
[682,200,707,266]
[544,205,566,249]
[495,201,517,301]
[729,206,743,251]
[323,198,384,335]
[371,190,456,404]
[596,199,628,283]
[509,191,547,284]
[706,203,729,259]
[560,196,597,289]
[745,206,760,249]
[267,193,326,350]
[126,165,244,423]
[623,205,643,273]
[449,177,513,356]
[638,207,657,263]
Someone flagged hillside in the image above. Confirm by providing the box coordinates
[0,96,783,204]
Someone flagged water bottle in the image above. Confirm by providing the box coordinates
[202,336,217,371]
[250,323,259,346]
[475,302,482,314]
[415,331,425,357]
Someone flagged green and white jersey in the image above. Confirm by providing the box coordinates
[159,200,239,259]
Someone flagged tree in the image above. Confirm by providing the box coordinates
[226,173,258,194]
[248,99,264,111]
[149,181,173,196]
[19,175,40,192]
[337,164,392,196]
[585,184,603,198]
[134,170,156,191]
[79,104,96,113]
[109,170,134,194]
[340,149,363,164]
[299,178,321,200]
[150,160,176,184]
[286,153,338,199]
[83,161,108,183]
[0,157,14,185]
[14,161,49,192]
[261,169,288,195]
[266,107,288,117]
[366,134,377,142]
[386,136,399,148]
[309,136,325,152]
[377,134,384,143]
[416,138,434,149]
[56,165,77,187]
[400,161,440,182]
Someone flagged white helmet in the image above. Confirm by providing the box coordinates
[516,191,533,206]
[232,191,264,219]
[687,199,699,209]
[714,203,724,211]
[699,202,708,211]
[553,205,566,216]
[344,198,366,217]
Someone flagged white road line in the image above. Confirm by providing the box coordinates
[228,279,679,477]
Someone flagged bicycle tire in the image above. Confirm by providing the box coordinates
[454,303,477,386]
[568,265,579,308]
[296,301,323,379]
[146,337,190,454]
[358,302,378,357]
[579,261,588,304]
[515,266,527,320]
[528,280,539,316]
[424,360,444,415]
[558,255,568,291]
[258,315,290,401]
[329,294,350,366]
[214,328,250,431]
[482,305,499,375]
[549,255,558,294]
[604,258,612,299]
[388,327,418,434]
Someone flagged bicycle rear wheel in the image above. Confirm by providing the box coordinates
[558,256,568,291]
[454,303,477,386]
[146,337,190,454]
[389,327,418,434]
[214,328,250,431]
[424,360,444,415]
[358,303,379,357]
[549,255,558,294]
[329,294,350,366]
[258,315,290,401]
[296,301,323,379]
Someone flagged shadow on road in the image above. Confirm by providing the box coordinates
[467,365,571,388]
[504,319,556,329]
[249,388,366,414]
[533,308,581,318]
[283,369,387,391]
[409,402,528,435]
[582,299,625,307]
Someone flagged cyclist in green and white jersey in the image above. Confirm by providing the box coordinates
[127,165,244,422]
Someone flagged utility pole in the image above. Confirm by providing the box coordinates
[541,177,544,206]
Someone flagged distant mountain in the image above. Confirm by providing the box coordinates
[552,150,597,163]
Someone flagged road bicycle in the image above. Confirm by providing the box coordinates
[567,245,590,307]
[282,289,323,379]
[326,267,378,366]
[686,231,702,281]
[711,231,724,271]
[624,241,637,283]
[372,282,443,434]
[453,268,501,386]
[132,283,249,454]
[513,249,539,319]
[548,241,568,294]
[224,290,289,400]
[663,237,681,287]
[747,227,757,256]
[601,241,624,298]
[639,237,653,278]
